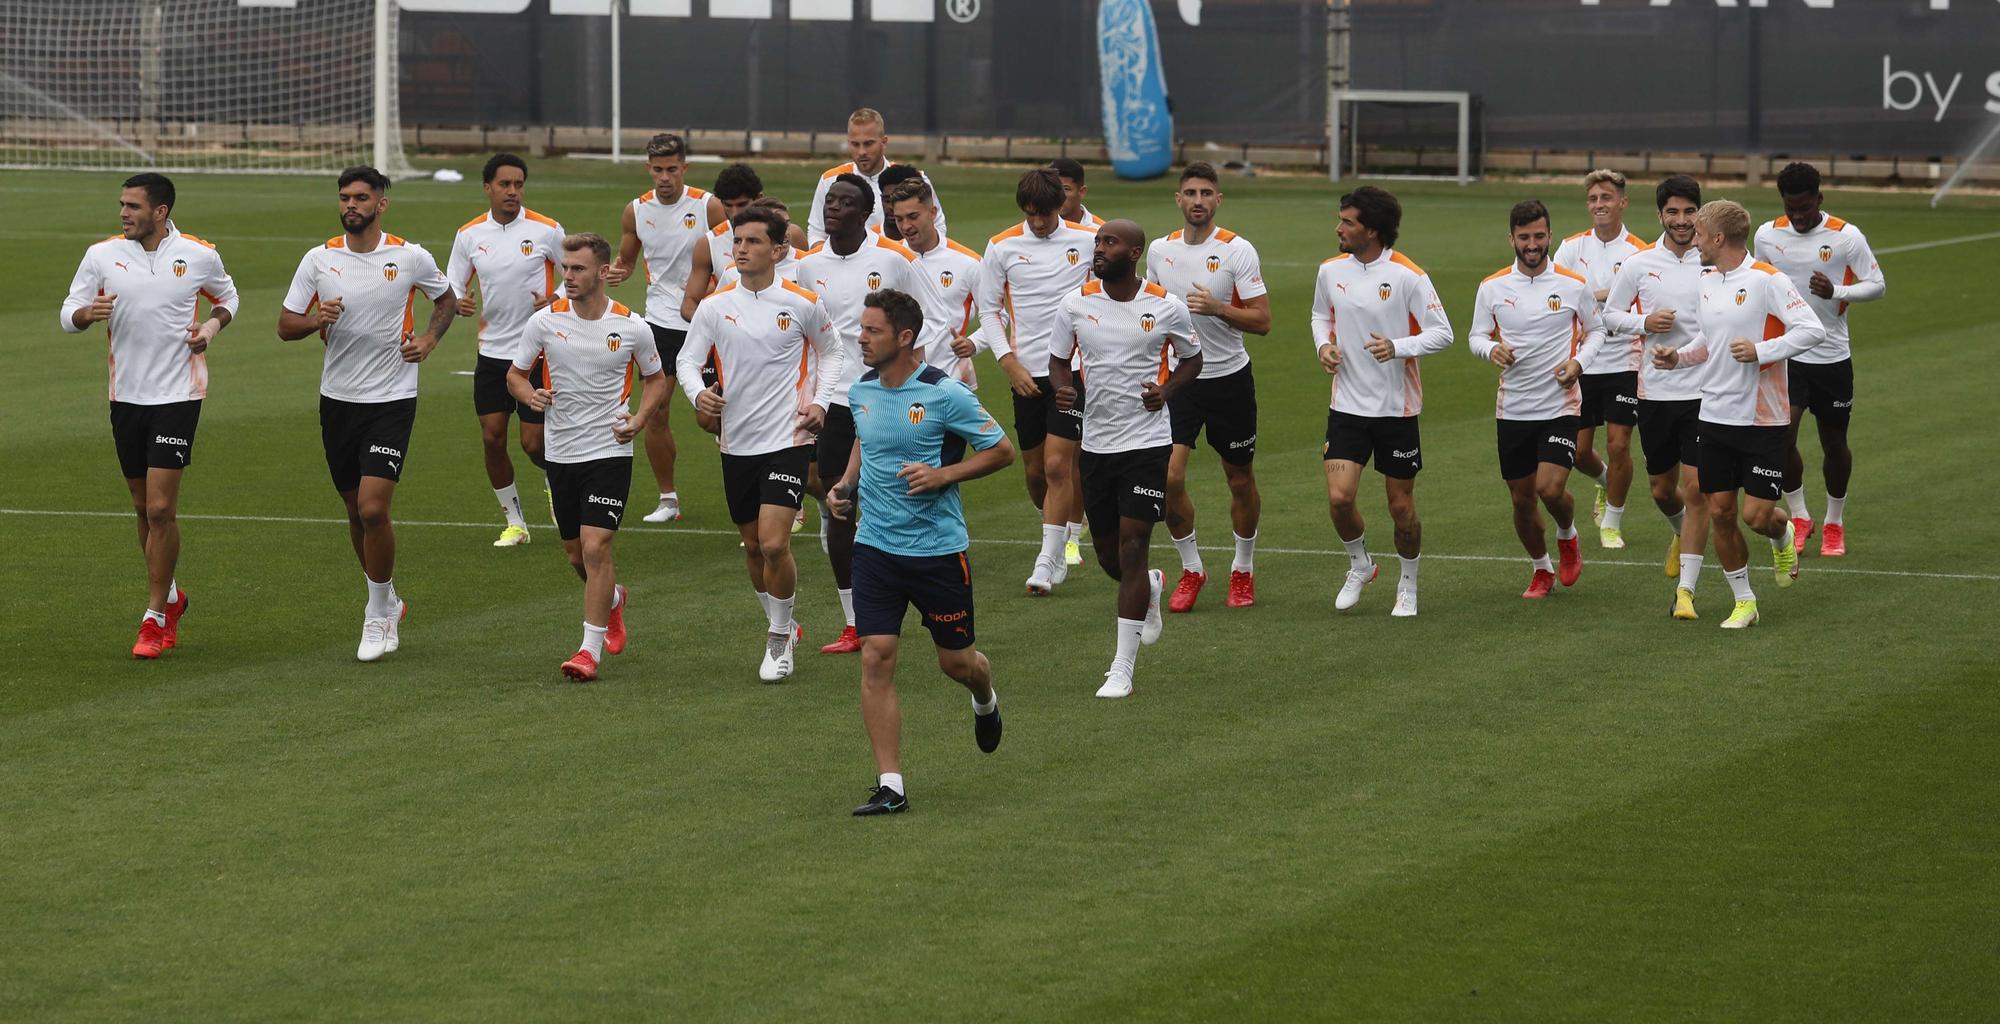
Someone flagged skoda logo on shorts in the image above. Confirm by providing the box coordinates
[940,270,955,288]
[1205,255,1221,273]
[171,258,187,278]
[1378,283,1392,301]
[682,212,697,230]
[1065,247,1080,266]
[606,331,622,352]
[1139,313,1157,333]
[1818,245,1833,263]
[907,402,926,424]
[1734,288,1747,306]
[776,311,793,331]
[519,240,534,256]
[1547,293,1562,312]
[383,262,399,282]
[867,271,883,290]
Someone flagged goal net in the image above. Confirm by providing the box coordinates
[1329,90,1482,185]
[0,0,415,176]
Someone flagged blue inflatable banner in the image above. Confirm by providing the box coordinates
[1097,0,1175,180]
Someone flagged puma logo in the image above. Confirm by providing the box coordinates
[1502,298,1517,308]
[723,314,739,326]
[1335,283,1348,294]
[1647,271,1663,281]
[387,460,399,472]
[607,510,621,524]
[1015,254,1032,263]
[1086,314,1101,325]
[327,265,343,277]
[114,261,128,271]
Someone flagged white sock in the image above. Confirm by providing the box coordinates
[1679,554,1704,591]
[365,575,395,619]
[1038,523,1066,565]
[768,593,795,634]
[661,490,677,504]
[1065,521,1083,544]
[581,621,607,659]
[1341,534,1371,570]
[1113,616,1144,674]
[1398,555,1419,591]
[1555,523,1578,541]
[142,608,167,626]
[972,687,998,716]
[167,579,180,605]
[1772,521,1794,552]
[1601,503,1624,529]
[1590,466,1608,487]
[1232,532,1256,574]
[1171,530,1203,574]
[1532,554,1554,572]
[1725,565,1755,603]
[496,483,525,527]
[1825,494,1846,526]
[838,588,856,627]
[879,771,905,796]
[754,589,772,618]
[1666,508,1686,533]
[1783,486,1809,521]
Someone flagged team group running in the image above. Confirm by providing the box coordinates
[61,107,1883,814]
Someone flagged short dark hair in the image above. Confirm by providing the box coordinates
[877,163,922,194]
[731,205,789,245]
[1016,167,1065,215]
[482,153,527,184]
[830,171,876,217]
[1048,157,1086,185]
[122,172,174,212]
[864,288,925,343]
[1178,162,1220,187]
[1509,199,1551,231]
[885,177,935,209]
[1656,174,1702,211]
[561,232,612,265]
[1338,186,1401,249]
[338,165,391,194]
[713,162,763,202]
[646,133,687,160]
[1776,161,1821,197]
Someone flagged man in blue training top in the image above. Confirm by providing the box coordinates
[828,288,1016,817]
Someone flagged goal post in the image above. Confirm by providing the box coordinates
[0,0,416,176]
[1328,89,1478,186]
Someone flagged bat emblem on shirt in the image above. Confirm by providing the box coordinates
[1378,283,1392,301]
[683,213,697,230]
[520,241,534,256]
[1734,288,1748,306]
[776,311,793,331]
[606,331,622,352]
[172,259,187,278]
[1065,247,1081,266]
[1547,294,1562,312]
[940,271,954,287]
[1205,255,1221,273]
[867,271,883,290]
[383,262,399,282]
[1818,245,1833,263]
[1139,313,1157,333]
[907,403,926,424]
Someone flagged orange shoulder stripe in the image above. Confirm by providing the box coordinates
[1749,260,1781,275]
[325,236,345,249]
[1552,265,1589,286]
[610,300,631,316]
[1081,280,1104,296]
[878,237,918,260]
[1564,229,1589,242]
[821,162,856,180]
[1215,228,1237,243]
[1142,281,1168,299]
[710,222,731,237]
[550,298,571,312]
[1321,253,1351,265]
[944,239,981,261]
[522,209,559,228]
[458,212,489,232]
[780,278,820,302]
[990,223,1027,245]
[1482,265,1513,284]
[1387,251,1428,277]
[1165,229,1183,242]
[1823,215,1847,232]
[179,233,217,250]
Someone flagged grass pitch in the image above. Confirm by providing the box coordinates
[2,159,1996,1022]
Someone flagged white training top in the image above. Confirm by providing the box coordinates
[515,298,660,464]
[1752,212,1885,365]
[903,234,985,387]
[1467,262,1606,421]
[1603,238,1708,402]
[794,234,920,407]
[282,234,452,403]
[1308,248,1455,419]
[1053,280,1198,454]
[1144,226,1268,379]
[61,222,239,405]
[807,162,947,246]
[681,279,842,456]
[631,185,715,331]
[446,207,565,361]
[1552,224,1651,375]
[1672,259,1826,427]
[973,219,1100,370]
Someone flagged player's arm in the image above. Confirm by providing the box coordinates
[976,249,1036,395]
[1655,337,1710,370]
[1833,232,1886,303]
[607,203,640,287]
[1310,269,1340,372]
[1192,245,1272,336]
[950,260,985,360]
[679,304,717,407]
[618,339,670,443]
[680,238,713,323]
[1468,283,1504,365]
[804,300,843,418]
[1391,274,1455,358]
[1602,260,1648,336]
[1752,275,1827,363]
[400,252,458,362]
[507,333,554,411]
[446,231,478,317]
[60,252,111,332]
[1047,328,1078,407]
[1562,287,1606,383]
[277,253,332,341]
[186,252,239,353]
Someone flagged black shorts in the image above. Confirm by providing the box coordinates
[1496,416,1580,481]
[1080,445,1169,539]
[852,543,976,650]
[1012,375,1084,451]
[1579,371,1639,428]
[1788,358,1853,425]
[108,400,200,480]
[1168,365,1257,465]
[1322,410,1422,479]
[1698,420,1787,501]
[721,445,811,525]
[319,395,417,493]
[651,323,716,389]
[1637,399,1703,477]
[816,403,857,483]
[473,353,546,423]
[546,456,632,540]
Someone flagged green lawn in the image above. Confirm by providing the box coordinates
[2,158,1995,1022]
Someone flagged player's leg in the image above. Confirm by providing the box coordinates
[1538,458,1582,588]
[1671,463,1710,619]
[817,408,860,653]
[1601,419,1635,547]
[564,526,617,680]
[640,327,686,522]
[1220,457,1260,607]
[1034,380,1084,585]
[913,549,1001,764]
[755,454,809,680]
[1779,360,1817,548]
[1641,401,1688,576]
[1163,443,1205,612]
[855,633,907,813]
[1380,419,1423,616]
[474,355,531,543]
[1811,363,1854,555]
[140,467,184,618]
[1703,430,1770,629]
[1325,454,1375,610]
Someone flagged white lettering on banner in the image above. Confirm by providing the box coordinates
[1989,71,2000,114]
[1883,56,1964,122]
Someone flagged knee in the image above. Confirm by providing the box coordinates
[143,499,175,529]
[521,434,545,459]
[356,500,391,530]
[1225,469,1257,501]
[1165,465,1188,496]
[1607,435,1631,458]
[565,550,587,575]
[935,647,975,681]
[1386,495,1417,526]
[480,424,507,449]
[1535,482,1566,506]
[582,535,613,564]
[756,539,790,565]
[1325,485,1356,511]
[1649,476,1677,504]
[861,642,896,676]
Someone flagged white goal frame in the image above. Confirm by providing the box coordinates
[1327,89,1474,186]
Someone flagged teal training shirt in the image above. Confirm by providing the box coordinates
[848,363,1007,557]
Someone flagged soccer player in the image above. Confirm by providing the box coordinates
[806,108,947,245]
[1552,169,1651,549]
[826,290,1015,816]
[607,133,727,525]
[1049,157,1105,226]
[1310,186,1454,617]
[796,174,921,654]
[278,166,457,661]
[1650,199,1824,629]
[1754,161,1885,557]
[446,153,566,547]
[508,233,665,681]
[61,172,238,658]
[871,164,922,242]
[1052,220,1200,699]
[1145,161,1271,611]
[886,176,983,387]
[1469,200,1606,597]
[1604,175,1713,618]
[682,206,843,681]
[975,168,1100,592]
